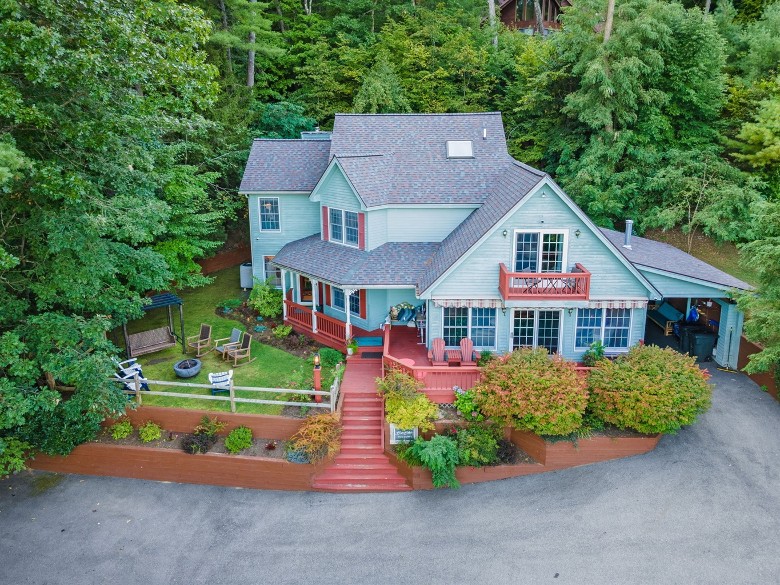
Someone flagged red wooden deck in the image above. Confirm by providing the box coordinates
[383,325,482,403]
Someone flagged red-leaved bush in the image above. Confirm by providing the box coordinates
[587,345,711,434]
[472,348,588,436]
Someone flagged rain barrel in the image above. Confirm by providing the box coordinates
[240,262,254,289]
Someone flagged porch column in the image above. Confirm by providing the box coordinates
[343,288,356,340]
[311,279,319,333]
[281,269,288,319]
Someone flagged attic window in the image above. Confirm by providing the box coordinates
[446,140,473,158]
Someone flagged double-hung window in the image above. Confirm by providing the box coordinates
[263,256,282,289]
[331,288,361,316]
[442,307,496,349]
[329,208,359,247]
[514,231,565,273]
[575,308,631,350]
[259,198,280,231]
[332,288,345,311]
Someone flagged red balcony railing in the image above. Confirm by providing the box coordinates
[498,263,591,301]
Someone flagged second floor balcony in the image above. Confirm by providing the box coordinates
[499,263,591,301]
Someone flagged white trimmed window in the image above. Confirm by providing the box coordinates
[514,231,566,273]
[512,309,561,354]
[329,208,359,247]
[575,308,631,350]
[331,288,361,316]
[259,198,280,231]
[332,288,345,311]
[442,307,496,349]
[263,256,282,289]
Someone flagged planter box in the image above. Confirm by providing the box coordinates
[29,442,327,492]
[510,429,661,468]
[384,427,661,490]
[116,406,305,440]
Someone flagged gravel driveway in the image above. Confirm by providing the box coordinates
[1,366,779,584]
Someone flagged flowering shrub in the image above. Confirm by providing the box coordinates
[587,345,711,434]
[472,348,588,436]
[376,370,423,398]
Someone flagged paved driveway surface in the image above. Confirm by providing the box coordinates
[2,366,779,585]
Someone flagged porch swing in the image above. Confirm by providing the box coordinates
[122,293,186,358]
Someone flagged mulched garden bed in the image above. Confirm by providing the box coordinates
[93,428,288,460]
[217,302,327,359]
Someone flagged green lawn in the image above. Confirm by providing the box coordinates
[119,266,332,415]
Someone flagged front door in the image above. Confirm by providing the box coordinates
[299,275,313,304]
[512,309,561,354]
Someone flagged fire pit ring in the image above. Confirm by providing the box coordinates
[173,358,202,378]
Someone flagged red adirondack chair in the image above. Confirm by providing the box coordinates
[428,338,447,366]
[458,338,477,366]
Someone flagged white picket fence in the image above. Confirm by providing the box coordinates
[116,366,343,413]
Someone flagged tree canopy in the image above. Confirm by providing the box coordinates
[2,0,780,473]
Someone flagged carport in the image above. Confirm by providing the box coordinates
[602,228,752,370]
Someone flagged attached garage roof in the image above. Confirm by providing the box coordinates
[600,228,752,292]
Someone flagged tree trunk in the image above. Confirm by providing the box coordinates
[218,0,233,78]
[534,0,546,36]
[603,0,615,43]
[303,0,312,16]
[275,0,285,33]
[488,0,498,48]
[703,0,711,13]
[247,0,256,88]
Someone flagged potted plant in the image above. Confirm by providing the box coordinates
[346,338,359,356]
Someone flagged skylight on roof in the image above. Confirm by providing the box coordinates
[446,140,473,158]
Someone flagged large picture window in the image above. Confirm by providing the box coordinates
[329,208,359,247]
[514,231,565,273]
[512,309,561,354]
[442,307,496,349]
[259,198,280,231]
[575,308,631,350]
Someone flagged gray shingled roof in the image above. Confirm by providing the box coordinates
[329,113,512,207]
[273,235,440,287]
[417,160,546,292]
[239,139,331,192]
[600,228,753,291]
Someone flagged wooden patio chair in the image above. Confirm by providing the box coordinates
[214,328,242,358]
[457,338,478,366]
[186,323,213,357]
[225,332,255,367]
[428,337,448,366]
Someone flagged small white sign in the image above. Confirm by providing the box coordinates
[389,424,418,445]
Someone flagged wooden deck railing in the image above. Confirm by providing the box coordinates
[498,263,591,301]
[285,299,313,329]
[316,312,347,346]
[284,300,346,347]
[382,326,481,403]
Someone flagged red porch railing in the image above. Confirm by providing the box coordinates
[285,299,312,329]
[283,300,347,348]
[316,312,347,347]
[498,263,591,301]
[382,326,481,403]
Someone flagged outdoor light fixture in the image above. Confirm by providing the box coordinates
[575,229,582,238]
[502,229,508,238]
[313,353,320,368]
[567,308,574,316]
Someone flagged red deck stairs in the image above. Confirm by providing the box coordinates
[313,360,411,493]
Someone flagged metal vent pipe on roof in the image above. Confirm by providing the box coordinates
[623,219,633,249]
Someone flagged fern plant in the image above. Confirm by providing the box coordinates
[406,435,460,489]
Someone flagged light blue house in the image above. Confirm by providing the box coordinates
[239,113,749,371]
